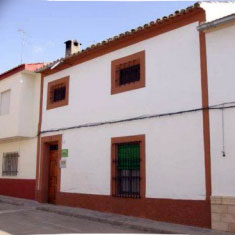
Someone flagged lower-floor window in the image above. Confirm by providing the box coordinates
[2,152,19,176]
[111,135,145,199]
[117,142,140,197]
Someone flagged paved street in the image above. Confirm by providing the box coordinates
[0,202,143,234]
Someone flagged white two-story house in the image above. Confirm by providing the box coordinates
[0,63,43,199]
[36,2,235,230]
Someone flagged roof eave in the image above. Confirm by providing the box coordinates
[0,65,25,81]
[39,4,204,76]
[198,13,235,31]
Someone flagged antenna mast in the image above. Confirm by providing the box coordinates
[18,28,26,64]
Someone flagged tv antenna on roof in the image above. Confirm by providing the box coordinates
[18,28,26,64]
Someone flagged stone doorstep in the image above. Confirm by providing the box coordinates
[228,223,235,233]
[211,196,235,206]
[228,206,235,215]
[211,196,235,233]
[212,219,235,233]
[211,204,228,214]
[212,211,235,232]
[0,195,234,235]
[212,221,229,232]
[221,214,235,224]
[212,213,221,222]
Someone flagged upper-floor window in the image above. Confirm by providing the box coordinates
[111,51,145,95]
[0,90,10,116]
[2,152,19,176]
[47,76,69,110]
[120,64,140,85]
[53,85,66,102]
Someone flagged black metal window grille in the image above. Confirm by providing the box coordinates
[114,142,141,198]
[2,152,19,176]
[119,64,140,86]
[50,84,66,103]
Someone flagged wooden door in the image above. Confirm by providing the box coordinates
[48,145,58,204]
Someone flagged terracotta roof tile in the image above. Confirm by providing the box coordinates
[0,63,44,81]
[37,2,202,73]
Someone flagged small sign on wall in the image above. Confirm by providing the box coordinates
[61,149,69,158]
[60,159,67,168]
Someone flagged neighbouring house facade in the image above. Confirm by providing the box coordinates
[198,13,235,232]
[0,63,43,199]
[32,1,235,231]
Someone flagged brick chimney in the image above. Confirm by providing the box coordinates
[64,40,81,57]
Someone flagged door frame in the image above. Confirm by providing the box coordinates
[37,134,62,203]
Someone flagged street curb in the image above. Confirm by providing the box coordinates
[36,204,233,235]
[37,206,174,234]
[0,198,24,206]
[0,195,39,207]
[0,195,234,234]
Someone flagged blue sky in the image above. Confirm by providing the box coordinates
[0,0,196,73]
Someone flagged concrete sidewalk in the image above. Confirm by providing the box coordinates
[0,195,233,234]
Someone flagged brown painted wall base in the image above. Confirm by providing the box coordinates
[36,191,211,228]
[0,179,35,200]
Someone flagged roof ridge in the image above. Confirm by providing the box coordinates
[37,2,201,73]
[0,63,45,80]
[25,62,44,65]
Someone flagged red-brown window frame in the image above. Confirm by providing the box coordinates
[111,51,145,95]
[111,134,146,198]
[47,76,69,110]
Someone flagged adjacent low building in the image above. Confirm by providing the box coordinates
[0,63,43,199]
[198,13,235,233]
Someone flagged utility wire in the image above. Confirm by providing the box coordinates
[40,103,235,135]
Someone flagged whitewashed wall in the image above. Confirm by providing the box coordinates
[0,73,21,139]
[206,24,235,197]
[41,21,207,200]
[0,137,37,179]
[41,22,202,131]
[42,111,205,200]
[0,70,40,180]
[18,71,41,138]
[0,71,40,139]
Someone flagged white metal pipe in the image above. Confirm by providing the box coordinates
[197,13,235,31]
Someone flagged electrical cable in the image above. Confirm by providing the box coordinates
[40,103,235,135]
